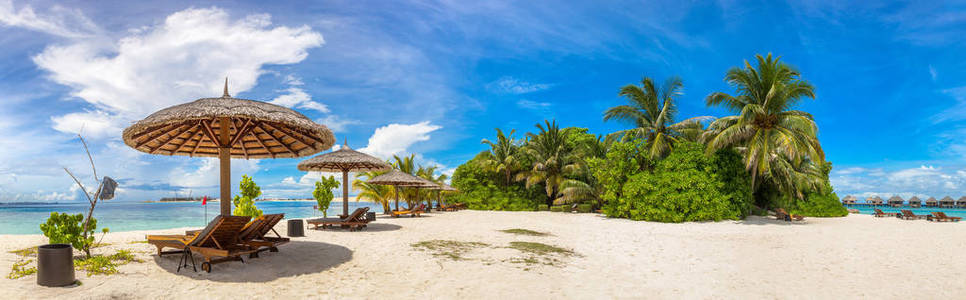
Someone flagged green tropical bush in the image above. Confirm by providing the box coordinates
[313,175,339,217]
[550,206,564,212]
[577,204,593,213]
[232,175,263,218]
[537,204,549,211]
[40,212,97,254]
[602,143,752,222]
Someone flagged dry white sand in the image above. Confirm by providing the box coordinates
[1,211,964,299]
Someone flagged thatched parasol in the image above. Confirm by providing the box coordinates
[123,80,335,215]
[297,141,391,217]
[426,183,458,209]
[367,169,437,211]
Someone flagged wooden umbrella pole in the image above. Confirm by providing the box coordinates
[218,117,232,216]
[342,169,349,217]
[394,186,399,212]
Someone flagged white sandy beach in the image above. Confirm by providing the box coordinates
[1,210,965,299]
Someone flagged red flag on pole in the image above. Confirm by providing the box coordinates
[202,196,207,206]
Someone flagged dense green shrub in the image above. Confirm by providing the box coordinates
[313,175,339,218]
[40,212,97,253]
[550,206,564,212]
[576,204,593,213]
[602,142,752,222]
[450,151,545,211]
[537,204,549,211]
[789,162,848,217]
[232,175,263,218]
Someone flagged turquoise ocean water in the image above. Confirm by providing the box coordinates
[0,201,382,235]
[848,205,966,218]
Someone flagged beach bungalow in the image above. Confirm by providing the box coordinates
[958,197,966,208]
[925,197,938,207]
[940,196,956,208]
[866,196,883,206]
[887,196,904,207]
[842,195,857,206]
[908,196,921,208]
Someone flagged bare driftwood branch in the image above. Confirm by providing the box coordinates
[78,134,99,181]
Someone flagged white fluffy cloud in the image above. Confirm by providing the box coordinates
[359,121,441,159]
[315,115,360,133]
[832,165,966,198]
[269,75,330,113]
[487,76,552,94]
[0,0,99,38]
[32,7,324,138]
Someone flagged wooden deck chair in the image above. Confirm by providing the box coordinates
[899,210,928,220]
[146,215,255,272]
[873,208,898,218]
[241,214,289,255]
[307,207,371,231]
[775,208,804,221]
[930,212,962,222]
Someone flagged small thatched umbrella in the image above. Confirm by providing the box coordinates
[887,196,904,207]
[866,196,882,206]
[908,196,921,208]
[367,169,437,212]
[940,196,956,207]
[123,80,335,215]
[297,142,391,217]
[427,183,458,209]
[842,195,857,205]
[925,197,938,207]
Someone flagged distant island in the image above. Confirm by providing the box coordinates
[145,197,315,203]
[0,202,62,205]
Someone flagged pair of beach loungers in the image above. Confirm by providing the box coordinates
[874,208,962,222]
[775,208,804,222]
[391,204,425,218]
[145,213,289,273]
[306,207,373,230]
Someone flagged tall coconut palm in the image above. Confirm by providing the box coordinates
[353,170,395,214]
[516,120,579,206]
[702,53,824,196]
[480,128,519,187]
[417,165,448,209]
[603,76,711,160]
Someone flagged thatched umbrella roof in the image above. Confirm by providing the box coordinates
[122,80,335,215]
[888,196,904,204]
[297,142,390,216]
[426,183,457,191]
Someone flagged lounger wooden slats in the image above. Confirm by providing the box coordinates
[929,212,962,222]
[242,214,289,255]
[187,215,258,272]
[392,204,425,218]
[307,207,371,231]
[900,210,929,220]
[775,208,804,222]
[873,208,898,218]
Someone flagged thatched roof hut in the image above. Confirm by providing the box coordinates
[123,80,334,215]
[957,196,966,206]
[842,195,857,204]
[866,196,883,205]
[298,143,391,216]
[908,196,921,206]
[925,197,938,206]
[940,196,956,206]
[887,196,904,205]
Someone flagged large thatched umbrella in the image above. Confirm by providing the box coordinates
[367,169,436,212]
[123,81,335,215]
[297,142,390,217]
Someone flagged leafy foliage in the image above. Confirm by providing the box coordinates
[232,174,263,218]
[451,151,545,210]
[7,259,36,279]
[313,175,339,218]
[40,212,97,255]
[602,142,752,222]
[353,170,395,214]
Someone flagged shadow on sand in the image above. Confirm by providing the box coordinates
[736,216,809,226]
[307,222,403,233]
[152,241,352,282]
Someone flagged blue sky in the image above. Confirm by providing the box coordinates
[1,0,965,202]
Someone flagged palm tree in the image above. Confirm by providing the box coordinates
[353,170,395,214]
[417,165,448,209]
[603,76,711,160]
[702,53,824,197]
[516,120,579,206]
[392,154,419,207]
[480,128,519,187]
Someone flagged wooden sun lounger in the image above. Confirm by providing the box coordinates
[929,212,962,222]
[392,204,424,218]
[873,208,898,218]
[899,210,929,220]
[307,207,371,231]
[147,215,257,273]
[239,214,289,256]
[775,208,804,222]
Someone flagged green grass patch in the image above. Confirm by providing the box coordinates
[128,241,148,244]
[7,259,36,279]
[8,246,38,257]
[508,242,574,256]
[411,240,489,260]
[92,242,112,248]
[499,228,550,236]
[74,249,143,276]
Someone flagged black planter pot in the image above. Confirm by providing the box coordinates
[287,219,304,237]
[37,244,75,287]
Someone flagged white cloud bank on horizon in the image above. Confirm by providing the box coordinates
[832,165,966,199]
[29,6,324,139]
